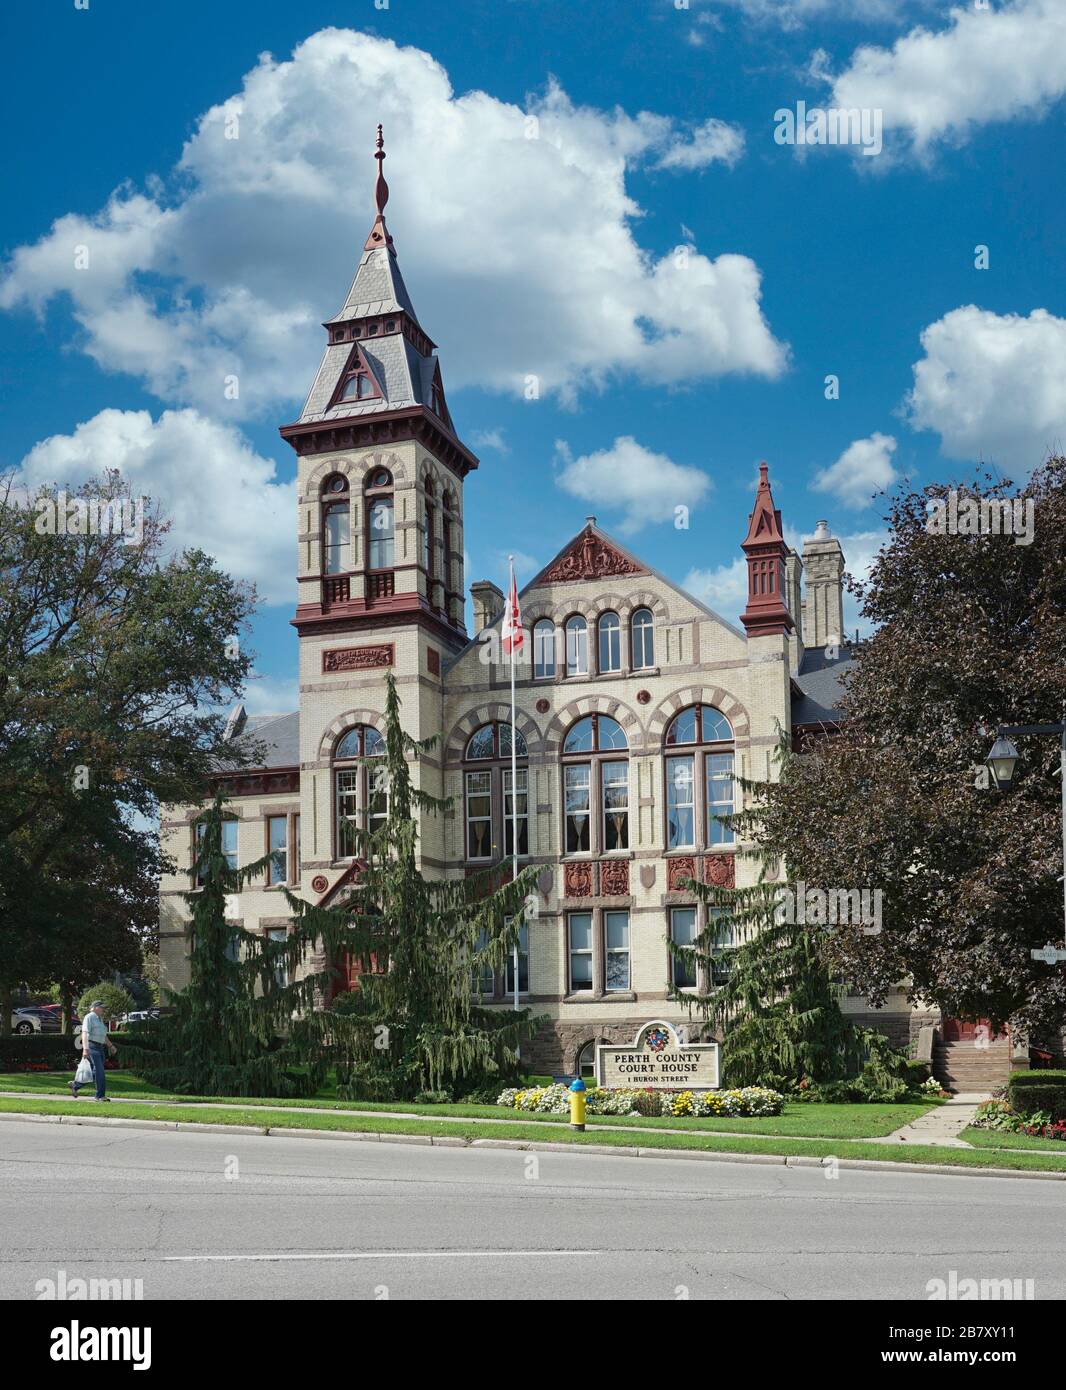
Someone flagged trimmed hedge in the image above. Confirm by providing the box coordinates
[0,1033,79,1071]
[1008,1071,1066,1119]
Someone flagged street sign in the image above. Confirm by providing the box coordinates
[1031,944,1066,964]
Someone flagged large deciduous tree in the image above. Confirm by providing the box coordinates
[759,459,1066,1038]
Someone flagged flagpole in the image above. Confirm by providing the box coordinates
[509,554,520,1011]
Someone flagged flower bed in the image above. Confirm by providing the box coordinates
[971,1098,1066,1141]
[497,1084,784,1119]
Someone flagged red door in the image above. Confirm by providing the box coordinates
[941,1018,1006,1042]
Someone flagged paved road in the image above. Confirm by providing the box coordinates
[1,1120,1063,1300]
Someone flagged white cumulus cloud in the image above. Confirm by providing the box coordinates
[0,29,785,419]
[811,432,899,509]
[554,436,712,535]
[825,0,1066,160]
[16,409,295,605]
[906,305,1066,469]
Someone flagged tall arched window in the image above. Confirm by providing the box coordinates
[598,611,621,673]
[321,474,350,575]
[333,724,387,859]
[534,619,557,680]
[365,469,394,570]
[463,721,529,861]
[422,479,435,580]
[664,705,734,850]
[565,615,588,676]
[562,714,629,854]
[631,607,654,669]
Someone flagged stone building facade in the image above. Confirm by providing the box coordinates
[160,137,935,1080]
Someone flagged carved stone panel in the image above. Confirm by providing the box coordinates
[599,859,629,897]
[322,643,394,674]
[564,862,595,898]
[703,854,736,889]
[539,531,645,584]
[667,856,697,892]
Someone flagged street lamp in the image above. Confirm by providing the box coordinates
[986,736,1020,789]
[985,710,1066,964]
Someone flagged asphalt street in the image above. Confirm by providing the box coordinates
[1,1119,1063,1300]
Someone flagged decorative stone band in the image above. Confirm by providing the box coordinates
[322,642,395,673]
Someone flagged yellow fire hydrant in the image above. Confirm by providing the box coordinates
[569,1077,586,1131]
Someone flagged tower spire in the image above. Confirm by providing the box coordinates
[740,461,793,637]
[365,124,394,252]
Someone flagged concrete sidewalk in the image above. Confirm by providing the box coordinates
[867,1093,988,1148]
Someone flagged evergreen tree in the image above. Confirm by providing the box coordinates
[123,675,541,1100]
[290,674,542,1101]
[119,792,329,1096]
[668,749,888,1089]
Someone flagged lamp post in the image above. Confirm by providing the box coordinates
[985,708,1066,964]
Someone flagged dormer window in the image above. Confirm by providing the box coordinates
[340,369,376,402]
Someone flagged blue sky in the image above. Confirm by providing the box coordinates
[2,0,1064,713]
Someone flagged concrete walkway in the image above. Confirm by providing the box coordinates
[867,1092,988,1148]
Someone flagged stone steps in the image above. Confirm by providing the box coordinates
[933,1040,1011,1092]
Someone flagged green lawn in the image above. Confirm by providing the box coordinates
[0,1072,937,1139]
[3,1094,1066,1174]
[962,1126,1066,1154]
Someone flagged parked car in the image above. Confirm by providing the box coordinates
[117,1010,159,1025]
[16,1004,78,1033]
[11,1010,41,1035]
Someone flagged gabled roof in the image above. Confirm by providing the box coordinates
[218,711,300,771]
[790,646,857,726]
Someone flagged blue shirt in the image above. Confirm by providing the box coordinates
[83,1012,107,1045]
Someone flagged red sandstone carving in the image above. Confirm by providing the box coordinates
[667,856,697,892]
[704,854,736,889]
[311,875,329,894]
[599,859,629,896]
[564,862,595,898]
[540,529,643,584]
[322,643,394,673]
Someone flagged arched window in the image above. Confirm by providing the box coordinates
[463,721,528,861]
[664,705,734,850]
[422,479,435,580]
[598,611,621,673]
[366,470,394,570]
[333,724,387,859]
[321,474,350,576]
[562,714,629,854]
[576,1040,598,1079]
[565,615,588,676]
[534,619,557,680]
[339,358,379,402]
[632,607,654,669]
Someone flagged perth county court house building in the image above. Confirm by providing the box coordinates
[159,137,995,1084]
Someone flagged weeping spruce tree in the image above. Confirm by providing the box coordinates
[123,674,540,1100]
[667,742,894,1090]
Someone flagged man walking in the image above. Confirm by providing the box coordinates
[70,1001,116,1102]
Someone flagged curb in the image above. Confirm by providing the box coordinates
[2,1109,1065,1180]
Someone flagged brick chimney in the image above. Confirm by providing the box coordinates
[470,580,505,635]
[801,521,845,650]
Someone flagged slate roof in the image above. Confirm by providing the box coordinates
[790,645,857,726]
[219,711,300,771]
[297,243,443,427]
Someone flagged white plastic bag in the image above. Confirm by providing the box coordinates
[74,1057,93,1086]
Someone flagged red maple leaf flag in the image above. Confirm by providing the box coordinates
[501,563,524,658]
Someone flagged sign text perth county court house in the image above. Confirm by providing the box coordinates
[595,1021,720,1090]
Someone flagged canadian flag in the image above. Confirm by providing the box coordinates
[501,565,524,657]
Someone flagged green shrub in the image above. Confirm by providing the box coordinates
[412,1090,452,1105]
[631,1091,662,1118]
[0,1034,80,1071]
[77,983,135,1023]
[1008,1072,1066,1119]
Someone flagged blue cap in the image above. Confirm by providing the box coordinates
[569,1077,586,1092]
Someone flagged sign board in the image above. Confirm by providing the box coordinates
[1031,944,1066,964]
[595,1020,719,1091]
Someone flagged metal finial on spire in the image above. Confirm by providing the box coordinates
[374,124,389,216]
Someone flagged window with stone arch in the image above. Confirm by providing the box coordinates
[631,606,655,669]
[422,476,436,583]
[365,468,394,570]
[320,473,350,576]
[562,713,629,855]
[598,610,621,673]
[533,619,558,679]
[663,704,735,851]
[462,721,529,862]
[565,614,588,676]
[333,724,387,860]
